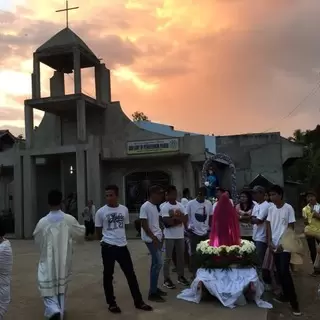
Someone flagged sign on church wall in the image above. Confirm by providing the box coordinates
[127,138,179,155]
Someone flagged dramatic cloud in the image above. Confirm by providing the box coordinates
[1,0,320,136]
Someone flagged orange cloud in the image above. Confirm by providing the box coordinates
[1,0,320,137]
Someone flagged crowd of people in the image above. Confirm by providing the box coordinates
[136,184,319,317]
[0,183,319,319]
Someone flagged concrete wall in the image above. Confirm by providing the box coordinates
[0,148,16,167]
[36,161,61,219]
[33,113,60,148]
[136,120,217,154]
[0,149,15,215]
[101,102,206,160]
[0,172,13,213]
[216,132,284,190]
[281,137,304,164]
[61,117,78,145]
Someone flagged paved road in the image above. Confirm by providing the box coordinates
[5,240,268,320]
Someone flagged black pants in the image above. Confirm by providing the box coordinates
[84,220,94,236]
[306,236,320,265]
[274,252,299,309]
[101,243,143,306]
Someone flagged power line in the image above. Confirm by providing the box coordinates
[263,80,320,133]
[66,73,92,97]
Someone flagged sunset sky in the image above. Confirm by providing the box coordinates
[1,0,320,137]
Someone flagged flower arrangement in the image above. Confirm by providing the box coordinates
[195,239,258,270]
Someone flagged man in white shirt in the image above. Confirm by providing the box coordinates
[266,185,301,316]
[251,186,271,287]
[95,185,152,314]
[33,190,85,320]
[186,186,213,277]
[140,185,167,303]
[161,185,189,289]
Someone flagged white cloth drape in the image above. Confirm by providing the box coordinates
[177,268,272,309]
[0,240,12,319]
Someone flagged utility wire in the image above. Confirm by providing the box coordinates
[263,80,320,133]
[66,73,92,97]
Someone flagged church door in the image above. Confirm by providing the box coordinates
[125,171,170,212]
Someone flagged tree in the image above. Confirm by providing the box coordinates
[285,125,320,194]
[17,134,23,140]
[288,129,305,143]
[132,111,149,122]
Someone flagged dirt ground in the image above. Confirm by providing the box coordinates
[267,220,319,320]
[5,239,268,320]
[267,249,320,320]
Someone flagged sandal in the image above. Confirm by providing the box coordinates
[108,304,121,313]
[135,302,153,311]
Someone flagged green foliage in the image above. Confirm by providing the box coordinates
[132,111,149,122]
[286,125,320,193]
[195,249,258,271]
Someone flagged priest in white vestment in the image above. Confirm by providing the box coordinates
[33,189,85,320]
[0,218,13,320]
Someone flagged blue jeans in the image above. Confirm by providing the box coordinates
[145,242,163,295]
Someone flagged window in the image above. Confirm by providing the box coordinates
[125,171,171,212]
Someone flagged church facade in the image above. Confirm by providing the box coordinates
[0,27,303,239]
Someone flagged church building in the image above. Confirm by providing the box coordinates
[0,27,219,238]
[0,26,303,239]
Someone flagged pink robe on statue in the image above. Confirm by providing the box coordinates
[209,193,241,247]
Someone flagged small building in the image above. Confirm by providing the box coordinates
[0,27,303,238]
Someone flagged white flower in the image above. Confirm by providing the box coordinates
[204,181,210,187]
[206,246,215,254]
[196,238,256,257]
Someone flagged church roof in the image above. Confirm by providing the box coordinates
[36,27,98,59]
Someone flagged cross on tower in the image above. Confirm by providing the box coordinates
[56,1,79,28]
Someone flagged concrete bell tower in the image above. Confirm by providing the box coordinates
[17,25,108,238]
[24,27,111,147]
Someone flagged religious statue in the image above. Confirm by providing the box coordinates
[177,192,272,310]
[204,167,218,199]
